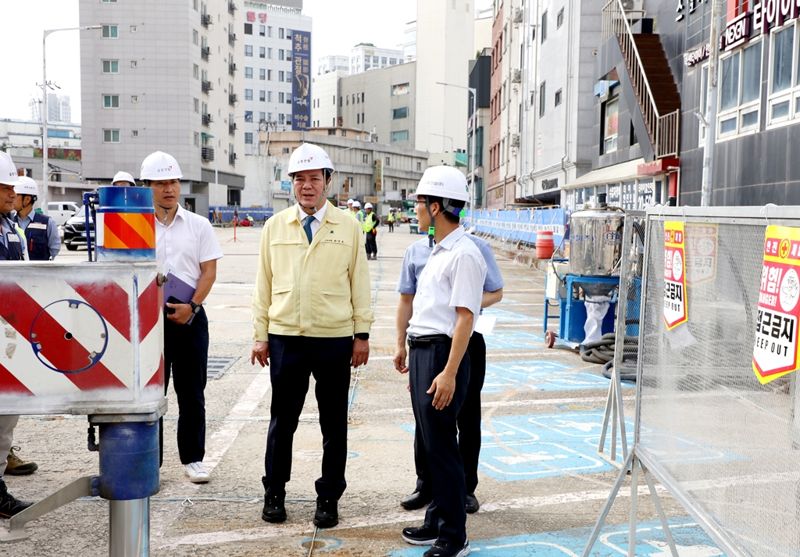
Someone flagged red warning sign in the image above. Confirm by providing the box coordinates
[663,221,688,329]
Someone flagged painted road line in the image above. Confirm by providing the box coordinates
[156,484,675,550]
[151,370,272,540]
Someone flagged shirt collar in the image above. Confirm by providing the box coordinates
[296,201,328,223]
[432,226,466,254]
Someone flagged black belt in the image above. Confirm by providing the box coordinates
[407,334,450,348]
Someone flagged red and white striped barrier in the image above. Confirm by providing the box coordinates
[0,262,164,415]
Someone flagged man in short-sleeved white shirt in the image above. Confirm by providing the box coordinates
[141,151,223,484]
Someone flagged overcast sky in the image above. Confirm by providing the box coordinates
[0,0,490,123]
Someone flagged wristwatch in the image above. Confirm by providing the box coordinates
[354,332,369,340]
[189,301,202,315]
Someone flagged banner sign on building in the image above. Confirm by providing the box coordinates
[291,30,311,131]
[663,221,688,329]
[721,0,800,51]
[752,225,800,384]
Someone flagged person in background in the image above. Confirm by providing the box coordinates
[362,202,379,260]
[111,171,137,187]
[251,142,373,529]
[395,166,486,557]
[387,209,396,233]
[0,151,34,518]
[13,176,60,261]
[141,150,223,484]
[352,200,364,224]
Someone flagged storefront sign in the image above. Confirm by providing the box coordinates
[684,42,710,67]
[752,225,800,384]
[722,0,800,51]
[676,0,707,22]
[664,221,688,329]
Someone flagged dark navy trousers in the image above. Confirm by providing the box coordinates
[262,334,352,501]
[409,335,470,547]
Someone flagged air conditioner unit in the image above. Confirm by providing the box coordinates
[512,8,523,23]
[511,69,522,83]
[510,134,520,148]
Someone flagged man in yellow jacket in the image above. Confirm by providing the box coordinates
[251,142,373,529]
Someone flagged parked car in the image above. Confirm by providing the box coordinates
[62,206,95,251]
[47,201,80,227]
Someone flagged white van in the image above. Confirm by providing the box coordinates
[47,201,80,227]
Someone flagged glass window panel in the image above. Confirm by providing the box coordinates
[741,109,758,128]
[720,53,740,110]
[742,42,762,103]
[772,27,794,94]
[772,99,790,119]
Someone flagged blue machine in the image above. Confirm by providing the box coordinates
[544,273,619,348]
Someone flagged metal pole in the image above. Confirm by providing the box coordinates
[42,30,50,213]
[109,499,150,557]
[469,87,477,216]
[700,0,722,206]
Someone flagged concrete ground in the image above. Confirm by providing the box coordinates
[1,221,723,556]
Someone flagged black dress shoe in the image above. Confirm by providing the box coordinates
[313,498,338,528]
[400,490,432,510]
[423,539,470,557]
[261,493,287,523]
[464,493,480,514]
[401,524,438,545]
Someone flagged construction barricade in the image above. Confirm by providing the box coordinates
[584,205,800,557]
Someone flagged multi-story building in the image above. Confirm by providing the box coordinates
[241,128,428,211]
[240,0,311,156]
[468,53,492,208]
[318,55,349,75]
[79,0,244,215]
[414,0,475,154]
[349,43,404,75]
[311,70,344,129]
[514,1,601,208]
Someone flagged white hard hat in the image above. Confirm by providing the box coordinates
[112,171,137,186]
[0,152,19,187]
[287,143,334,176]
[347,199,354,205]
[412,166,469,202]
[352,200,361,208]
[14,176,39,197]
[364,202,373,209]
[140,151,183,181]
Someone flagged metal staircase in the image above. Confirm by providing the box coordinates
[602,0,680,159]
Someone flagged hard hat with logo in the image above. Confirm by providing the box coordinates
[364,202,373,209]
[140,151,183,181]
[0,152,19,187]
[413,166,469,203]
[112,171,137,186]
[14,176,39,197]
[287,143,334,176]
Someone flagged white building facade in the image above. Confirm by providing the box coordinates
[349,43,405,75]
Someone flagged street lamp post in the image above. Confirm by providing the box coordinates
[41,25,102,213]
[435,81,478,218]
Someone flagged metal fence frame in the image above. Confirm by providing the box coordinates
[584,205,800,557]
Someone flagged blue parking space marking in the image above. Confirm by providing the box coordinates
[483,307,538,323]
[483,360,633,394]
[478,412,735,481]
[484,329,543,350]
[390,518,724,556]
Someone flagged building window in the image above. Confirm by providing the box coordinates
[391,130,409,142]
[102,94,120,108]
[244,22,252,35]
[538,81,546,117]
[278,70,284,81]
[131,95,139,103]
[103,129,120,143]
[554,88,562,107]
[385,156,391,165]
[194,97,200,113]
[279,49,285,61]
[362,153,369,163]
[556,8,564,29]
[279,92,285,103]
[392,82,410,96]
[244,132,253,144]
[102,25,118,38]
[279,27,285,39]
[416,161,422,171]
[245,66,253,78]
[267,69,272,80]
[392,107,408,119]
[267,26,272,37]
[267,47,273,59]
[101,0,117,3]
[719,39,762,136]
[244,110,253,122]
[193,29,199,45]
[259,111,266,121]
[259,90,266,101]
[131,129,139,138]
[131,60,138,69]
[541,11,547,43]
[245,88,253,100]
[259,24,266,36]
[102,59,119,73]
[602,96,619,154]
[244,44,253,57]
[259,68,266,80]
[260,46,266,58]
[193,63,199,79]
[767,26,796,125]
